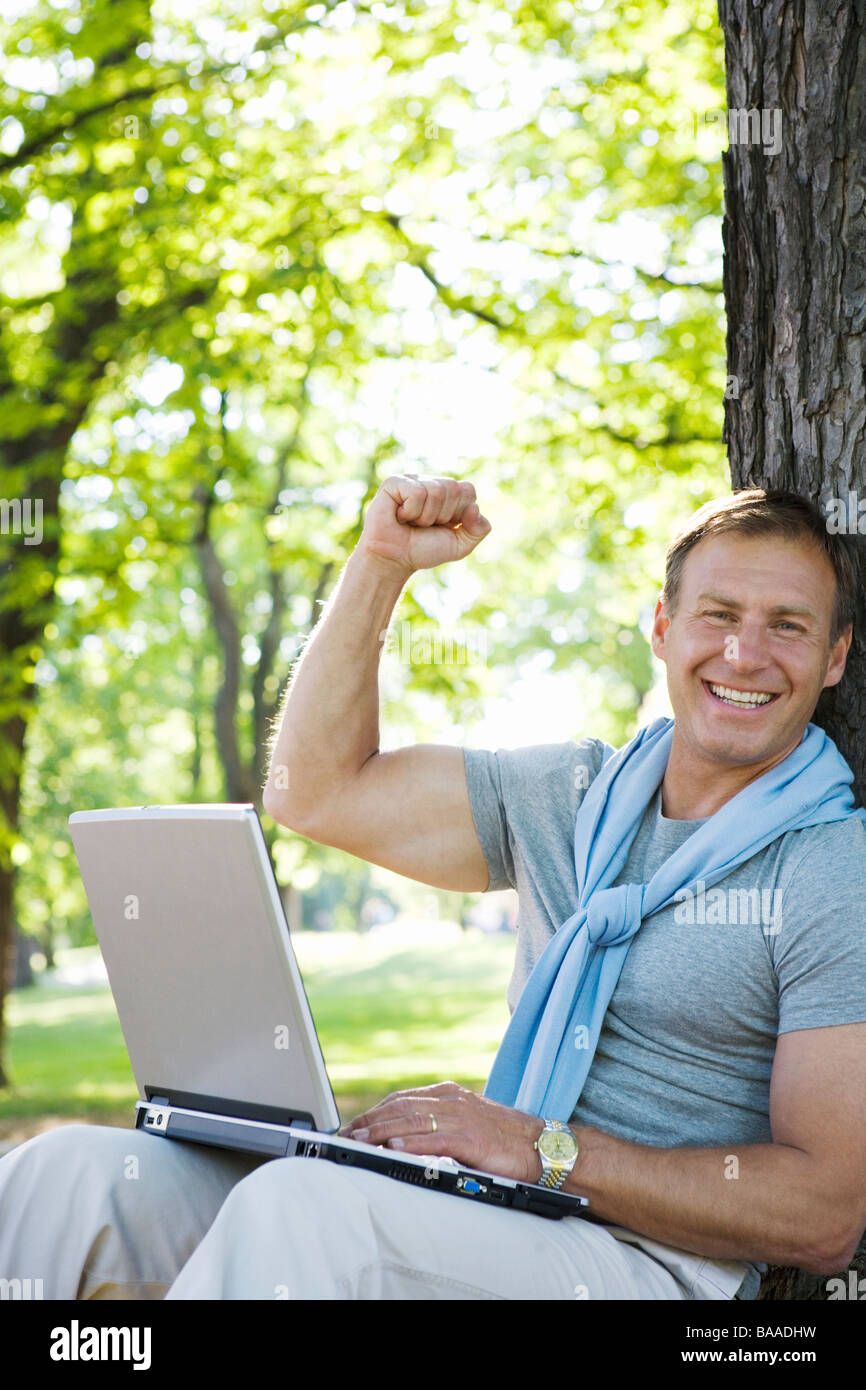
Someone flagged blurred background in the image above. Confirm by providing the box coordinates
[0,0,732,1145]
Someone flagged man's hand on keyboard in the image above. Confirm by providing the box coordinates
[340,1080,546,1183]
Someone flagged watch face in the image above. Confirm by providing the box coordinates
[539,1128,578,1163]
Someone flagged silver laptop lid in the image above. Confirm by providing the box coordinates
[68,804,340,1133]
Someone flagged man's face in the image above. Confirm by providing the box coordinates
[651,532,851,772]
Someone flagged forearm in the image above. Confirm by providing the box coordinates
[263,547,409,824]
[565,1124,850,1275]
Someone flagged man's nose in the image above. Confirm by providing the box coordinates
[723,624,771,670]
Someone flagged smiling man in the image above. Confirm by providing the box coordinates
[254,481,866,1302]
[651,512,852,819]
[1,480,864,1302]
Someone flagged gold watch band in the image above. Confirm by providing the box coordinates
[534,1118,577,1190]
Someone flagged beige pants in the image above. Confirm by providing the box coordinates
[0,1123,749,1300]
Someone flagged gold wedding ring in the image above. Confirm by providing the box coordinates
[429,1113,437,1133]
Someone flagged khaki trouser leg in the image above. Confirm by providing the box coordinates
[0,1123,263,1299]
[1,1124,742,1300]
[165,1154,691,1300]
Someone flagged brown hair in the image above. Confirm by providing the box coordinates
[661,489,859,645]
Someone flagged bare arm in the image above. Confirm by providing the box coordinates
[560,1021,866,1275]
[342,1023,866,1276]
[262,473,494,891]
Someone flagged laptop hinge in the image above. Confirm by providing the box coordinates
[144,1084,316,1129]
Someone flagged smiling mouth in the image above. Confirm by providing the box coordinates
[704,681,781,709]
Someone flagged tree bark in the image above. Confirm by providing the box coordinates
[718,0,866,1299]
[719,0,866,799]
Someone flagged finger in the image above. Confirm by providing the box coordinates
[383,1134,462,1157]
[390,476,428,524]
[418,478,480,528]
[344,1081,468,1135]
[445,482,479,527]
[393,476,465,529]
[342,1087,422,1133]
[410,479,448,528]
[346,1102,441,1139]
[348,1105,449,1146]
[431,479,472,527]
[453,500,492,539]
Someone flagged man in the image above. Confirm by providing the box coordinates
[1,476,865,1300]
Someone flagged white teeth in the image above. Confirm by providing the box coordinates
[708,683,774,707]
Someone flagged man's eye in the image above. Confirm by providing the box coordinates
[706,611,733,621]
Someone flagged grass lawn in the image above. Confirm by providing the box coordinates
[0,926,516,1144]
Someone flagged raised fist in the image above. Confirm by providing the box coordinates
[358,473,492,576]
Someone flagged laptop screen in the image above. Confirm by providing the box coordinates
[68,805,340,1132]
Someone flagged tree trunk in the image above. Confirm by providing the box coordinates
[719,0,866,798]
[0,222,121,1086]
[718,0,866,1298]
[12,928,35,989]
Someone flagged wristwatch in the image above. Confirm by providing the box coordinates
[534,1118,579,1190]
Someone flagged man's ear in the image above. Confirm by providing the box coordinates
[822,623,853,690]
[650,595,671,663]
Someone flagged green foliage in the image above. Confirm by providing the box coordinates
[2,0,731,960]
[1,932,515,1122]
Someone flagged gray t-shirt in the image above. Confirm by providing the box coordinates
[463,736,866,1300]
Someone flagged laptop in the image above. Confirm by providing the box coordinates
[67,804,589,1221]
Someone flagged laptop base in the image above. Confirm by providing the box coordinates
[135,1100,589,1220]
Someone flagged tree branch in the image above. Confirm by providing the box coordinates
[466,230,723,295]
[381,214,722,452]
[382,213,515,332]
[0,81,168,173]
[551,370,722,450]
[1,0,377,174]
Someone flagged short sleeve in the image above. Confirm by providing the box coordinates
[462,747,515,891]
[772,818,866,1034]
[461,739,605,894]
